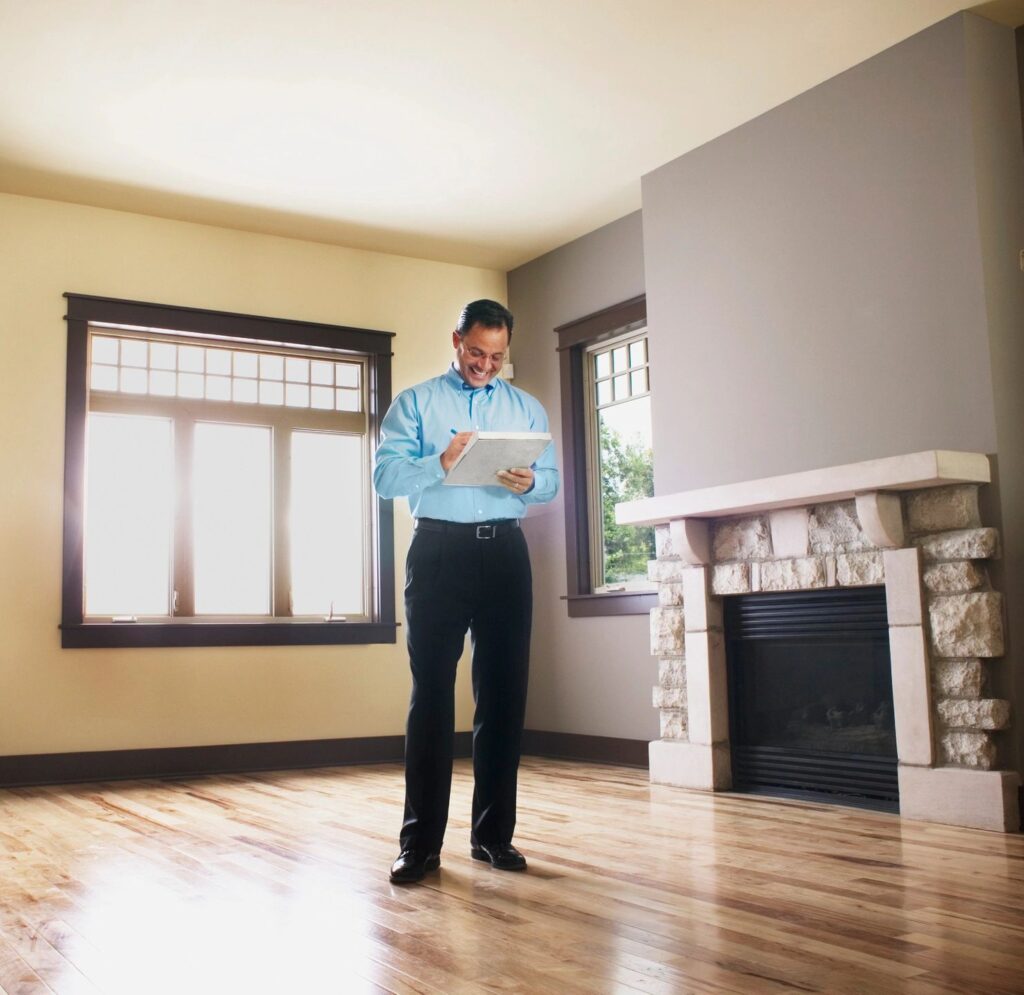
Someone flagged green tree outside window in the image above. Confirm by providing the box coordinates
[599,419,655,584]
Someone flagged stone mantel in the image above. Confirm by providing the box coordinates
[616,450,990,526]
[614,450,1019,833]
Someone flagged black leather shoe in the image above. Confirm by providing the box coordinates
[389,849,440,884]
[470,842,527,871]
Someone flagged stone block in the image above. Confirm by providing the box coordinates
[685,630,729,746]
[649,740,732,790]
[883,547,924,626]
[809,501,870,553]
[650,607,685,658]
[928,592,1004,658]
[898,766,1020,832]
[939,731,996,770]
[888,626,935,766]
[682,567,722,632]
[759,556,826,591]
[653,686,686,710]
[855,492,905,548]
[937,698,1010,730]
[658,583,684,606]
[655,524,674,559]
[711,563,750,595]
[922,561,986,594]
[659,709,687,740]
[916,528,1000,563]
[658,659,686,689]
[712,516,769,562]
[671,518,712,566]
[932,658,984,698]
[906,485,981,534]
[648,559,687,584]
[836,551,884,586]
[769,507,810,557]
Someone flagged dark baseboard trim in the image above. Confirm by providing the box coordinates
[521,730,649,768]
[0,729,649,789]
[0,734,473,788]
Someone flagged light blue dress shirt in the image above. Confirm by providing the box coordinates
[373,365,559,522]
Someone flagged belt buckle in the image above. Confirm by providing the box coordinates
[475,524,496,539]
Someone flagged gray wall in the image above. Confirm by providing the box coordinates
[642,13,1000,497]
[509,212,660,742]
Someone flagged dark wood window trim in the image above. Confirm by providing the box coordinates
[61,293,397,648]
[554,295,656,618]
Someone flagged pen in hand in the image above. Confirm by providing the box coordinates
[441,428,472,473]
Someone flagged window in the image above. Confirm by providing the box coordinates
[555,296,656,617]
[62,294,396,648]
[584,330,655,592]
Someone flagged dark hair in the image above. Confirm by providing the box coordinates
[456,299,514,340]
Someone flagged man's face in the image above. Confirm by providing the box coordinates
[452,322,509,389]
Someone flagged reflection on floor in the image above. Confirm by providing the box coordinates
[1,757,1022,994]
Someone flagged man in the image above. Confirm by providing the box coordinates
[373,299,559,884]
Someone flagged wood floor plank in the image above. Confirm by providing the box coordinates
[0,933,52,995]
[2,758,1023,994]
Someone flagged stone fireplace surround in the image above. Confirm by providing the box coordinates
[617,451,1019,833]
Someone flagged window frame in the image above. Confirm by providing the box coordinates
[554,295,656,618]
[583,328,653,593]
[61,293,397,648]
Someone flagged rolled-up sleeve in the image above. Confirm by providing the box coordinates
[373,390,446,499]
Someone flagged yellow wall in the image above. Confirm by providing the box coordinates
[0,191,505,756]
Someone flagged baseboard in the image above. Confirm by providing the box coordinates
[521,730,649,768]
[0,729,649,789]
[0,733,474,788]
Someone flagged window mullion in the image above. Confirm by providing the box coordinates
[173,417,195,617]
[273,427,292,618]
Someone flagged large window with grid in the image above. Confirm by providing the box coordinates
[61,294,396,648]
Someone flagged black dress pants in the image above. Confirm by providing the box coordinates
[400,521,532,853]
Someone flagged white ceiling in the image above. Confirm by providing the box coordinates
[0,1,1020,270]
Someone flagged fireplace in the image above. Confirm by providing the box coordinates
[726,588,898,808]
[617,451,1020,832]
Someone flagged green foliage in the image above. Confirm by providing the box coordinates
[599,420,655,583]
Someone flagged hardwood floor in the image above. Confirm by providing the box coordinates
[0,758,1022,994]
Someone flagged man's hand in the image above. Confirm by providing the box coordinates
[441,432,474,473]
[496,467,534,495]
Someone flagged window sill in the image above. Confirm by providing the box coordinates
[61,621,399,649]
[562,591,657,618]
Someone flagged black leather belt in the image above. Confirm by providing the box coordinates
[415,517,520,540]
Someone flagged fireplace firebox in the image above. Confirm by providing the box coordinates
[725,587,898,809]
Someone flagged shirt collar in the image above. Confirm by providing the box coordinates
[445,362,500,394]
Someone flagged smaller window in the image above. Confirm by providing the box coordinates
[554,295,657,618]
[585,330,655,594]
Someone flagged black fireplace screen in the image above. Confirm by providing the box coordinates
[725,587,898,806]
